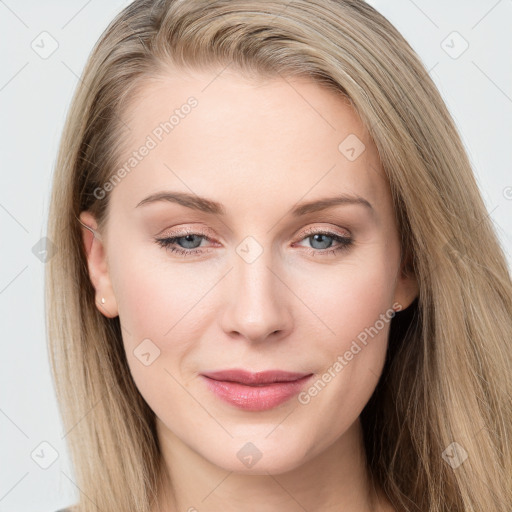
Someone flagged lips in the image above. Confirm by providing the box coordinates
[201,369,311,385]
[200,369,314,411]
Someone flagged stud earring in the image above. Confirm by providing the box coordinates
[101,297,105,304]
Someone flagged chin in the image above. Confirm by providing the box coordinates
[204,434,313,475]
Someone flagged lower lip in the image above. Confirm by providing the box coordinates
[201,374,313,411]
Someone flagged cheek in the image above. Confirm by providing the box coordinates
[110,255,202,419]
[293,253,397,347]
[109,247,221,388]
[291,251,397,418]
[110,242,214,340]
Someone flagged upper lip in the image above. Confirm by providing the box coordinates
[201,369,312,385]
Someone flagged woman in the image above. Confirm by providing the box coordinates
[46,0,512,511]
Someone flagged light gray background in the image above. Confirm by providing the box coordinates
[1,1,511,511]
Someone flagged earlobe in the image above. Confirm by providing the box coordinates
[78,211,119,318]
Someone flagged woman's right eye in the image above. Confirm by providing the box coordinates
[155,232,212,256]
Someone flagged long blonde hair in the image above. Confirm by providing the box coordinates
[46,1,512,510]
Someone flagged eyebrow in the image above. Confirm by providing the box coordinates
[135,191,374,216]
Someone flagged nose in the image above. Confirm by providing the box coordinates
[219,248,293,344]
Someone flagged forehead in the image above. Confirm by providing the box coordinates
[112,68,388,215]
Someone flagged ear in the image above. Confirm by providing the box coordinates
[392,251,419,311]
[79,211,119,318]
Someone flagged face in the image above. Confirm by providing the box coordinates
[80,67,418,475]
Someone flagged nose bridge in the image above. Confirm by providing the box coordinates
[220,237,292,342]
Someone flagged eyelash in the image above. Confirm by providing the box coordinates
[154,227,353,257]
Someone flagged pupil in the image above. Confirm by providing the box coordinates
[312,234,332,249]
[181,234,201,248]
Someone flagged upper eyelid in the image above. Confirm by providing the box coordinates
[300,226,351,237]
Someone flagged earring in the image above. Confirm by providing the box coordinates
[101,297,105,304]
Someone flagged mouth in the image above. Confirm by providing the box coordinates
[200,369,314,411]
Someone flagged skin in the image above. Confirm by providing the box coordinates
[80,67,418,512]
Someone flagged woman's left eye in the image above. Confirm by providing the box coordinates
[154,229,354,257]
